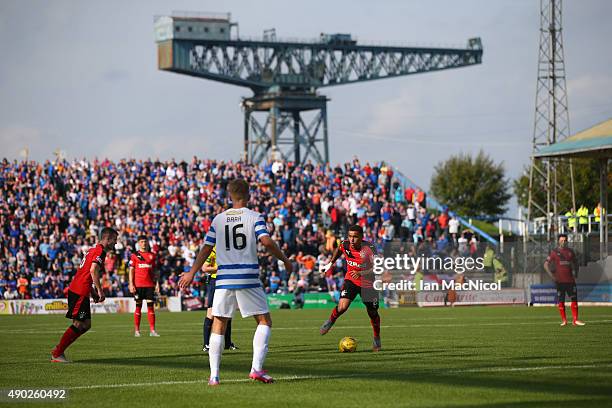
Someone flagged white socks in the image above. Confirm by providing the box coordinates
[251,324,271,372]
[209,333,224,378]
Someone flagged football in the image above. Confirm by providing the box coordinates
[339,336,358,353]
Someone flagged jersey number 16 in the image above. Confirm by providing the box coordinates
[225,224,247,250]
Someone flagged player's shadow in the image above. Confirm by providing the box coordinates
[262,359,612,399]
[77,352,612,399]
[437,397,612,408]
[76,352,264,372]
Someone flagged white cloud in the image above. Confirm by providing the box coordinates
[568,75,612,107]
[0,126,45,159]
[365,86,423,136]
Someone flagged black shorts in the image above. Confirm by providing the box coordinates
[556,282,578,302]
[66,290,91,321]
[134,287,155,302]
[205,278,216,308]
[340,279,379,310]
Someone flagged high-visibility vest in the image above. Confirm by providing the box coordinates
[594,206,603,223]
[565,211,576,229]
[577,206,589,225]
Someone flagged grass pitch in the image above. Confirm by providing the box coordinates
[1,306,612,407]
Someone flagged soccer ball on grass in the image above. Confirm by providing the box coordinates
[338,336,357,353]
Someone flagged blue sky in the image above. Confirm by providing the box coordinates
[1,0,611,216]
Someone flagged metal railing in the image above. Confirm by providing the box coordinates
[390,166,499,246]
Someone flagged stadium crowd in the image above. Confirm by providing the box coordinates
[0,156,466,300]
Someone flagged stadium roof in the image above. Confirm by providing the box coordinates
[533,118,612,159]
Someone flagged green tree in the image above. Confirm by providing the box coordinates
[430,150,511,217]
[514,158,611,212]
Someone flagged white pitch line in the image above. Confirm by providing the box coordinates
[111,319,612,332]
[3,318,612,334]
[4,313,612,335]
[69,374,349,390]
[452,363,612,374]
[5,313,612,331]
[67,363,612,390]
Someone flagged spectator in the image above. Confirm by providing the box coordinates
[3,287,18,300]
[17,274,29,299]
[448,216,460,243]
[268,271,281,294]
[0,156,469,298]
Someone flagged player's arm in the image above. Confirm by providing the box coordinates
[179,244,214,289]
[570,249,579,279]
[353,242,379,279]
[90,262,105,303]
[259,235,293,275]
[320,245,343,275]
[153,267,160,294]
[128,262,136,294]
[543,254,556,281]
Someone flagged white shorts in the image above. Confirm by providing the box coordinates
[212,287,269,318]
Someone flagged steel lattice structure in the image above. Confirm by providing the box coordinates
[527,0,575,239]
[156,16,483,164]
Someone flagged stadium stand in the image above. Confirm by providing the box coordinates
[0,157,473,300]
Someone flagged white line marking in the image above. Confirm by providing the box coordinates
[3,318,612,334]
[67,363,612,390]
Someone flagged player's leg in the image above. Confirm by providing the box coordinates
[569,284,585,326]
[52,292,91,362]
[365,301,381,352]
[249,313,274,383]
[134,289,143,336]
[52,292,91,359]
[203,278,215,351]
[142,288,158,336]
[146,301,159,336]
[556,283,568,326]
[208,288,236,385]
[224,319,238,350]
[52,319,91,362]
[203,307,213,351]
[209,316,229,385]
[235,287,274,383]
[320,281,357,335]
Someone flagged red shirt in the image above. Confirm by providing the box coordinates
[69,244,106,296]
[404,188,414,203]
[438,213,449,229]
[130,252,156,287]
[546,247,577,284]
[339,239,376,288]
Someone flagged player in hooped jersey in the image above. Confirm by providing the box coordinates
[179,179,292,386]
[319,225,382,352]
[50,227,118,362]
[129,235,160,337]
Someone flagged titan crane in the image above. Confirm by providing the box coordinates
[154,12,483,165]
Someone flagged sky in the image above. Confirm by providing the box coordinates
[1,0,611,218]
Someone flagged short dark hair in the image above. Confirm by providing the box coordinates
[100,227,118,240]
[137,235,148,242]
[228,179,250,200]
[348,224,364,235]
[558,233,568,240]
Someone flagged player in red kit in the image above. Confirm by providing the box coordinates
[129,235,160,337]
[544,234,585,326]
[50,227,118,362]
[319,225,382,351]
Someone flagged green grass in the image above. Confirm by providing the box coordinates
[1,306,612,407]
